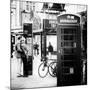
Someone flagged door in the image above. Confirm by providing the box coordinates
[57,25,81,86]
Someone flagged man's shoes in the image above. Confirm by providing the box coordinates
[17,73,23,77]
[23,75,28,77]
[17,75,23,77]
[17,73,28,77]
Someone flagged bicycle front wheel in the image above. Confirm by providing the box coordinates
[38,63,48,78]
[49,62,57,77]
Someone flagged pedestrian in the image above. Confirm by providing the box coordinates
[48,42,53,59]
[15,36,23,77]
[20,37,28,77]
[34,42,39,56]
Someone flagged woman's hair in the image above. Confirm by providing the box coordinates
[18,36,22,40]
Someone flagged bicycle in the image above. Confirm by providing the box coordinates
[38,56,57,78]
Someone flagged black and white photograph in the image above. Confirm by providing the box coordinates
[10,0,87,89]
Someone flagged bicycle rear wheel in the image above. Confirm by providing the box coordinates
[48,62,57,77]
[38,63,48,78]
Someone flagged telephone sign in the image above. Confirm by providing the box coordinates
[57,14,80,24]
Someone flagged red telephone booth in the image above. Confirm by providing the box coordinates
[57,14,81,86]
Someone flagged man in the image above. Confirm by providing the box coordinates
[34,42,39,56]
[20,37,28,77]
[48,42,53,59]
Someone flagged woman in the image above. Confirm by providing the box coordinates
[15,36,24,77]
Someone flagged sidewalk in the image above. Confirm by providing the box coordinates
[11,55,57,89]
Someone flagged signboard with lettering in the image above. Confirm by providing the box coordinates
[57,14,80,24]
[43,19,57,30]
[23,23,32,35]
[22,13,42,32]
